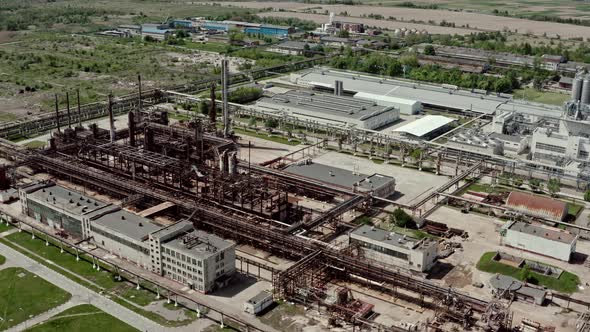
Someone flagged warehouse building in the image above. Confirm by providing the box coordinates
[267,41,309,56]
[500,221,577,262]
[141,24,172,40]
[505,191,568,221]
[393,115,455,139]
[256,90,400,130]
[20,182,235,292]
[284,160,396,198]
[350,225,438,272]
[198,20,294,37]
[289,69,508,115]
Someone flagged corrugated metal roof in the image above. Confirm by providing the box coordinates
[354,91,419,107]
[506,191,568,221]
[393,115,454,137]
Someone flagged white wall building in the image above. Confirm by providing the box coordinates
[256,90,400,130]
[500,221,577,262]
[350,225,438,272]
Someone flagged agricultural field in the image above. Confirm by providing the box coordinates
[221,1,590,39]
[27,304,139,332]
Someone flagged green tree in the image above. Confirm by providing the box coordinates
[423,45,436,56]
[584,190,590,202]
[248,117,257,128]
[390,208,416,229]
[264,118,279,130]
[198,100,208,115]
[547,178,560,197]
[529,178,542,191]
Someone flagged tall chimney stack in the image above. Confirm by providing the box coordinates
[76,89,82,128]
[108,93,116,142]
[222,58,230,138]
[54,94,61,134]
[66,91,72,129]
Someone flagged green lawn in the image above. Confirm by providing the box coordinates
[23,140,47,149]
[0,267,72,330]
[26,304,138,332]
[567,203,584,217]
[0,222,13,233]
[476,252,580,293]
[513,88,570,106]
[0,254,5,265]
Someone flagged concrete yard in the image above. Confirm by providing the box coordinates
[312,151,449,205]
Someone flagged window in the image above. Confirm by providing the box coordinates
[535,142,566,154]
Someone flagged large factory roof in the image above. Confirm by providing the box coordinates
[505,191,568,221]
[257,90,394,121]
[92,209,162,242]
[393,115,455,137]
[26,182,110,216]
[506,221,576,245]
[291,69,508,115]
[163,230,233,259]
[283,161,394,192]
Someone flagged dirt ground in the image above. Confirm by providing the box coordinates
[428,206,590,331]
[218,1,590,39]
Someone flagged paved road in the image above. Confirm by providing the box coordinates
[0,241,166,332]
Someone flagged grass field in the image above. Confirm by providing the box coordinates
[476,252,580,293]
[26,304,138,332]
[0,254,5,265]
[0,267,72,330]
[513,88,570,105]
[0,222,13,233]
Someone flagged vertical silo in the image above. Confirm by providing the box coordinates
[581,76,590,105]
[571,76,583,101]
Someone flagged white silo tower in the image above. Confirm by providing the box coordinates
[581,75,590,105]
[571,76,583,102]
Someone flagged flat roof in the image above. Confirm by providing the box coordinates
[93,209,162,242]
[354,91,419,107]
[283,161,394,191]
[163,229,233,259]
[490,133,522,143]
[247,290,272,304]
[393,115,454,137]
[257,90,395,122]
[351,224,420,250]
[507,221,575,244]
[293,69,507,115]
[274,41,308,50]
[27,183,110,216]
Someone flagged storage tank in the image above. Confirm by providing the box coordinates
[581,77,590,105]
[571,77,583,101]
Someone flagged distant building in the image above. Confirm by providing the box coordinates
[171,19,194,29]
[505,191,568,221]
[558,76,573,90]
[350,225,438,272]
[198,20,294,37]
[267,41,308,56]
[118,25,141,36]
[19,182,235,292]
[500,221,577,261]
[490,133,529,154]
[141,24,172,41]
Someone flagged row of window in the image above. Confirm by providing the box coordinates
[91,225,149,254]
[351,239,409,261]
[164,264,204,283]
[535,142,566,154]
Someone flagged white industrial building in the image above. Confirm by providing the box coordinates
[244,290,273,315]
[500,221,577,262]
[353,91,421,115]
[256,90,400,130]
[393,115,455,139]
[20,182,236,293]
[350,225,438,272]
